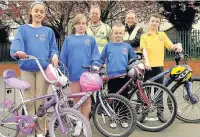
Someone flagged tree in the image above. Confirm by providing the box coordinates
[0,1,159,39]
[159,1,200,31]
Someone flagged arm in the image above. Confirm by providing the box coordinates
[59,38,68,69]
[128,44,137,59]
[49,30,59,67]
[124,27,144,48]
[163,32,183,52]
[49,30,59,59]
[10,26,26,59]
[91,38,101,66]
[140,34,151,70]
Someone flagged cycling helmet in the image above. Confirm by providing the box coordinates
[127,60,145,80]
[46,64,68,87]
[80,72,103,92]
[170,65,192,82]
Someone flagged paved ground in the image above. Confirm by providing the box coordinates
[0,77,199,137]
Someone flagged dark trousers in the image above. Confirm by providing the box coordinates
[108,76,130,98]
[144,67,164,112]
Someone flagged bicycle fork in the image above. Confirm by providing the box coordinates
[136,80,151,106]
[184,81,197,104]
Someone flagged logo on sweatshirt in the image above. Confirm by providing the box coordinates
[38,34,46,41]
[159,36,163,41]
[122,48,127,55]
[85,39,90,46]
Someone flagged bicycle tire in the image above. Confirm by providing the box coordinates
[129,82,177,132]
[49,108,92,137]
[171,77,200,123]
[93,93,136,137]
[0,107,19,137]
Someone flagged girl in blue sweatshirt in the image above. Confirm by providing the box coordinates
[59,13,99,134]
[10,2,58,137]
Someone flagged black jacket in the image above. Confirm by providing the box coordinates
[124,24,143,48]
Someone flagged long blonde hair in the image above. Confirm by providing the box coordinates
[71,13,88,34]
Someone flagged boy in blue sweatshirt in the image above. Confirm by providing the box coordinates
[98,22,136,98]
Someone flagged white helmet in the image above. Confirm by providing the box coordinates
[127,60,145,80]
[46,64,68,87]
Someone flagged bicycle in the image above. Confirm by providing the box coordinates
[148,51,200,123]
[62,66,137,137]
[97,56,177,132]
[0,55,92,137]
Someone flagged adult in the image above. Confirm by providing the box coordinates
[86,4,112,53]
[123,10,143,53]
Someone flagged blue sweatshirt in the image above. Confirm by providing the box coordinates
[98,42,136,77]
[10,24,58,72]
[59,34,100,82]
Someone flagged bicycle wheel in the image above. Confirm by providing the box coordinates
[129,82,177,132]
[0,104,19,137]
[93,94,136,137]
[171,77,200,123]
[49,108,92,137]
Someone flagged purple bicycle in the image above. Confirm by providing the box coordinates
[0,55,92,137]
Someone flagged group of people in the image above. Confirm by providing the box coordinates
[10,1,183,137]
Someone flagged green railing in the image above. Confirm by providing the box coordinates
[165,29,200,58]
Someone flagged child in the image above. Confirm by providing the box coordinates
[98,22,136,98]
[59,13,100,135]
[10,1,58,137]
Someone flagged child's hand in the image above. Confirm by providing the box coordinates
[52,54,58,68]
[92,66,100,72]
[145,62,151,70]
[15,51,27,59]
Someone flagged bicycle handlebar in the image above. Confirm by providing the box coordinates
[13,54,59,84]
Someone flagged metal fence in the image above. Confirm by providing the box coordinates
[165,29,200,58]
[1,30,200,62]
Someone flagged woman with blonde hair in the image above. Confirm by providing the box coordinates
[123,10,143,53]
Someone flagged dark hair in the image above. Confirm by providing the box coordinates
[28,2,45,24]
[149,13,162,21]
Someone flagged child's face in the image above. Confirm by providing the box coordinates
[149,16,160,30]
[30,4,45,24]
[112,26,125,42]
[75,18,87,34]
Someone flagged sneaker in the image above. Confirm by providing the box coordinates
[37,134,44,137]
[27,135,35,137]
[157,111,167,123]
[121,122,129,128]
[109,122,117,129]
[72,121,82,136]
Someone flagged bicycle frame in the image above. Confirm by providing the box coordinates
[1,55,71,134]
[65,90,114,117]
[147,61,197,104]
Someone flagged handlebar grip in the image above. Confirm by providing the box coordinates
[13,53,29,59]
[82,66,91,69]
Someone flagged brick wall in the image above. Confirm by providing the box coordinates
[0,60,200,77]
[164,60,200,76]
